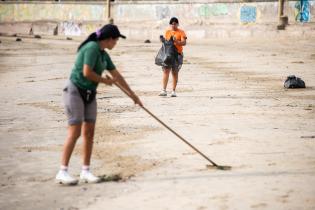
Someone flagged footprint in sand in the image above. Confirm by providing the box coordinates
[277,189,294,203]
[221,128,238,135]
[251,203,268,208]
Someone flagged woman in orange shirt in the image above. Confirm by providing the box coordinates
[159,17,187,97]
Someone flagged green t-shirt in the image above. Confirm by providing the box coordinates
[70,41,116,91]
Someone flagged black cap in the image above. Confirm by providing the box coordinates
[100,24,126,39]
[169,17,179,25]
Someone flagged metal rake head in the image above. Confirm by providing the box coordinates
[206,164,232,171]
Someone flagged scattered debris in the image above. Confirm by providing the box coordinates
[34,35,41,39]
[286,104,297,107]
[284,75,305,88]
[305,104,313,110]
[25,80,35,83]
[291,61,304,64]
[280,16,289,25]
[144,39,151,43]
[277,24,285,30]
[300,136,315,139]
[99,174,123,182]
[108,18,114,24]
[66,37,72,40]
[277,16,288,30]
[66,207,79,210]
[16,38,22,42]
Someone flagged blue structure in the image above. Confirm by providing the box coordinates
[295,0,310,22]
[240,6,257,23]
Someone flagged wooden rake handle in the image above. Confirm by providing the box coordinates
[112,80,219,167]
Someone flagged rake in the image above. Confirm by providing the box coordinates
[112,79,231,171]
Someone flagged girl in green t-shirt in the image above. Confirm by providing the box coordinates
[56,24,143,185]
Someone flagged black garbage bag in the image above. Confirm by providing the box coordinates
[155,36,178,67]
[284,75,306,88]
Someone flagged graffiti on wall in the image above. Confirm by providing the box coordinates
[84,23,100,35]
[0,3,106,22]
[198,4,228,17]
[295,0,310,22]
[155,6,170,20]
[60,21,82,36]
[180,4,196,19]
[0,4,14,22]
[199,5,210,17]
[240,5,256,23]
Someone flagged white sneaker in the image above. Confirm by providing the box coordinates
[170,91,177,97]
[158,90,167,96]
[80,170,101,183]
[55,170,78,185]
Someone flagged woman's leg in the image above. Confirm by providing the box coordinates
[162,68,171,90]
[57,80,83,185]
[170,54,183,95]
[171,70,179,91]
[57,124,81,185]
[82,122,95,166]
[80,121,100,183]
[61,124,81,166]
[79,98,100,183]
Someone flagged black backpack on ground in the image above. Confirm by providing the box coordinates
[284,75,306,88]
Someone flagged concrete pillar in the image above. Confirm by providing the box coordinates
[277,0,288,30]
[107,0,111,19]
[278,0,284,17]
[106,0,114,23]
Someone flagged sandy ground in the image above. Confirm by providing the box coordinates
[0,34,314,210]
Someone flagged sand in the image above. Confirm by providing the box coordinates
[0,35,314,210]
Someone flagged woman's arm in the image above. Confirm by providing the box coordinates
[174,38,186,46]
[109,69,143,107]
[83,64,114,86]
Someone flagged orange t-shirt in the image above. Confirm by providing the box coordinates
[165,29,187,54]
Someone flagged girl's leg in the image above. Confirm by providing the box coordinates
[57,80,83,185]
[162,68,171,90]
[171,70,179,91]
[61,124,82,166]
[80,122,100,183]
[79,99,100,183]
[82,122,95,166]
[56,124,81,185]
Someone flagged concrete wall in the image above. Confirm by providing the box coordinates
[113,1,315,39]
[1,1,310,24]
[0,2,108,36]
[0,1,314,38]
[0,2,107,22]
[112,1,315,24]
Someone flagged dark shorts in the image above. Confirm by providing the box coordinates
[162,53,184,72]
[63,80,97,125]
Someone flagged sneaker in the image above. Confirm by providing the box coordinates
[158,90,167,96]
[55,170,78,185]
[80,170,101,183]
[170,91,177,97]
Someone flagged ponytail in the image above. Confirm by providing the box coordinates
[77,32,98,52]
